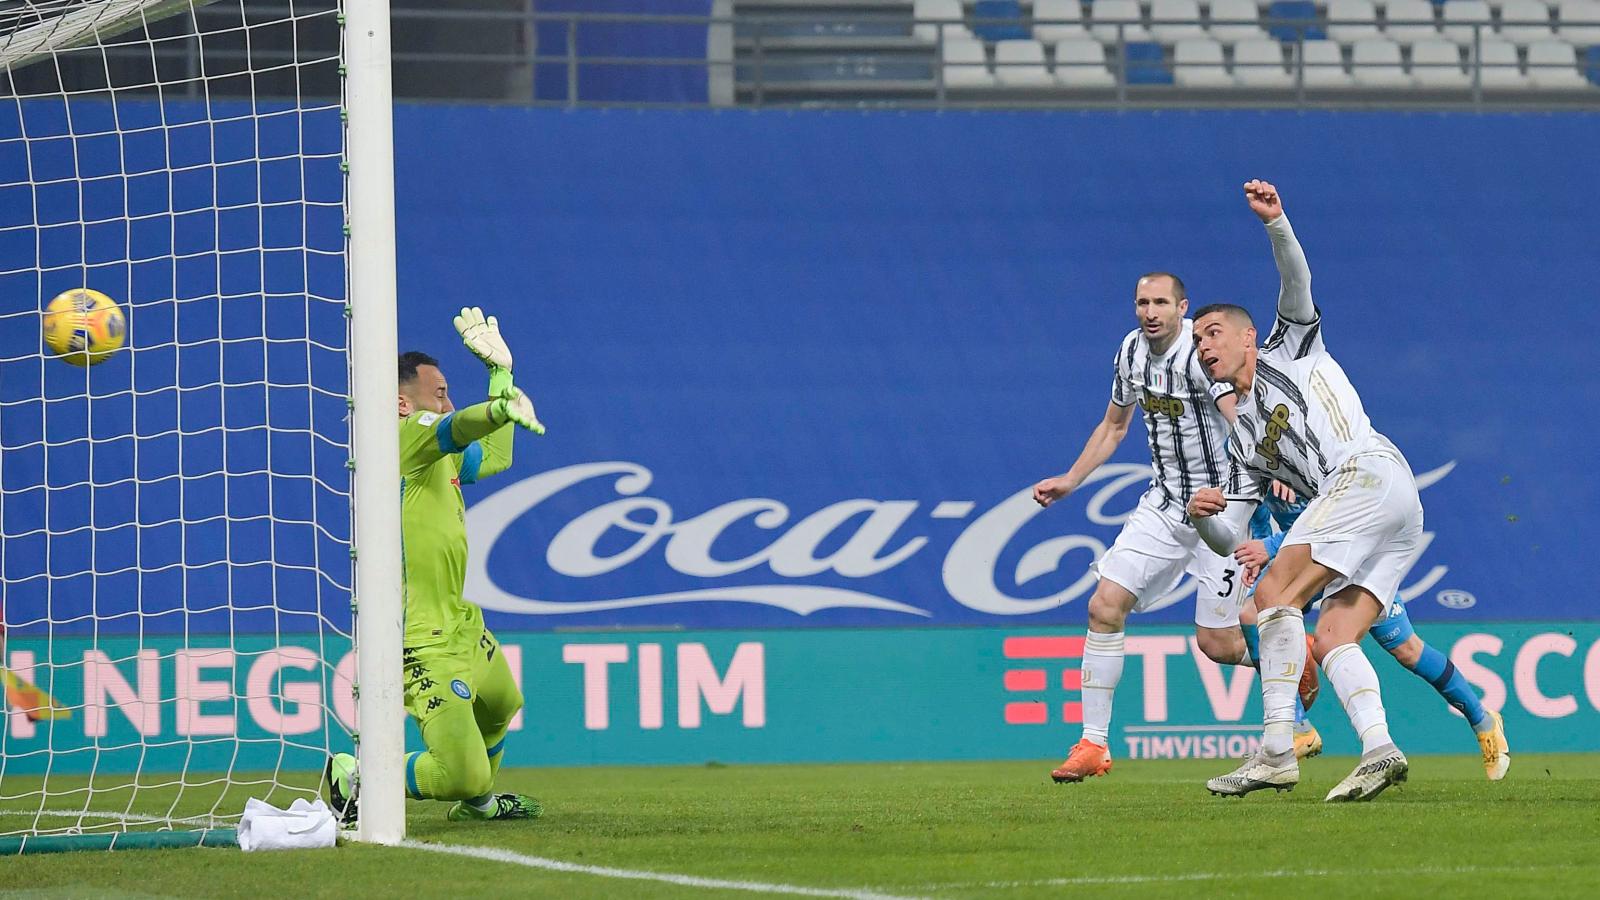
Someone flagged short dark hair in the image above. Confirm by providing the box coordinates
[1137,271,1187,302]
[1191,303,1254,327]
[398,351,439,385]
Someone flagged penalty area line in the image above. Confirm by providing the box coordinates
[907,863,1597,890]
[399,839,922,900]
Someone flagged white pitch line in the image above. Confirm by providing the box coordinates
[907,863,1594,891]
[29,809,232,828]
[400,839,921,900]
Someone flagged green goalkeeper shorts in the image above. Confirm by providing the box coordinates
[402,625,504,725]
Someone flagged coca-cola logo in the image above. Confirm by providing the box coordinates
[464,461,1457,619]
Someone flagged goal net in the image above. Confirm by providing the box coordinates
[0,0,401,852]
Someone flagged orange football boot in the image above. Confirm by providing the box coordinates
[1299,635,1320,711]
[1050,738,1113,783]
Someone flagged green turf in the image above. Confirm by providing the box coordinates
[3,755,1599,898]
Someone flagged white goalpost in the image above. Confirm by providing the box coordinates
[0,0,402,851]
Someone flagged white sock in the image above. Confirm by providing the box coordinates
[469,793,496,812]
[1322,642,1393,754]
[1080,631,1125,747]
[1256,606,1305,759]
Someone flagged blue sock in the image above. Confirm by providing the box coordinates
[1241,624,1260,669]
[1407,641,1488,730]
[1292,695,1307,727]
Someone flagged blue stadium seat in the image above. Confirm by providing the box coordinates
[972,1,1031,41]
[1123,42,1175,83]
[1265,1,1327,42]
[1588,46,1600,87]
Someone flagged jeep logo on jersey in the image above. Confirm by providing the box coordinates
[1258,403,1293,470]
[462,460,1461,623]
[1140,395,1185,419]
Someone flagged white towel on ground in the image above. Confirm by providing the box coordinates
[238,797,339,852]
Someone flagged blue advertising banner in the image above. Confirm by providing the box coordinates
[2,107,1597,640]
[393,108,1598,633]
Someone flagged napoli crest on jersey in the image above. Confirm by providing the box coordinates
[450,679,471,699]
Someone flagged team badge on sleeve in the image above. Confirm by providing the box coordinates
[451,679,472,700]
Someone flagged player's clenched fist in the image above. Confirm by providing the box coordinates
[1032,476,1072,508]
[1243,179,1283,223]
[1187,486,1227,519]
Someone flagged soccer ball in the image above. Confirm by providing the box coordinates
[42,288,126,366]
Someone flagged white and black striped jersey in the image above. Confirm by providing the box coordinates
[1223,217,1408,502]
[1111,318,1232,518]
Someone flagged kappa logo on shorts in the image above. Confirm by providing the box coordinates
[450,679,472,700]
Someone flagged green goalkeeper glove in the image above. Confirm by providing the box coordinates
[490,385,545,435]
[454,306,513,371]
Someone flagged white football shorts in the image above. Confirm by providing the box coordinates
[1280,451,1424,613]
[1093,489,1247,629]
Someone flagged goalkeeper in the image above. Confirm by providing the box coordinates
[327,307,545,822]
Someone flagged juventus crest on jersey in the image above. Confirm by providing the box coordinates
[1225,309,1403,501]
[1111,319,1231,516]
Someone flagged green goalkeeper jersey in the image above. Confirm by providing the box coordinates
[399,407,513,647]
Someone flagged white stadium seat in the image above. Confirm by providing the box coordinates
[1410,38,1471,86]
[1232,37,1294,86]
[1173,36,1236,84]
[1328,0,1384,43]
[1383,0,1441,45]
[1209,0,1271,43]
[1090,0,1154,44]
[993,38,1058,85]
[913,0,975,44]
[1350,36,1414,85]
[1441,0,1494,47]
[1032,0,1090,43]
[1526,39,1591,86]
[1557,0,1600,45]
[941,38,996,86]
[1297,39,1355,86]
[1498,0,1558,46]
[1473,37,1531,85]
[1151,0,1207,43]
[1053,37,1118,86]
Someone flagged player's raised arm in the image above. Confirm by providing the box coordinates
[1033,400,1135,508]
[1244,180,1315,325]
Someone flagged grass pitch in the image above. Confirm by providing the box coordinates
[3,754,1598,898]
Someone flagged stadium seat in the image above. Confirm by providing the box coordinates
[913,0,975,44]
[1328,0,1384,42]
[1383,0,1442,44]
[1472,37,1530,85]
[1556,0,1600,45]
[1032,0,1090,42]
[1498,0,1557,46]
[973,0,1032,41]
[1441,0,1493,46]
[1526,39,1593,85]
[1587,45,1600,84]
[1124,41,1176,81]
[1233,37,1295,85]
[941,38,997,86]
[1053,37,1118,85]
[1173,36,1236,83]
[1090,0,1155,43]
[1151,0,1208,43]
[1410,38,1472,85]
[1350,36,1414,84]
[1265,0,1327,41]
[1209,0,1271,42]
[993,38,1058,84]
[1296,38,1355,86]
